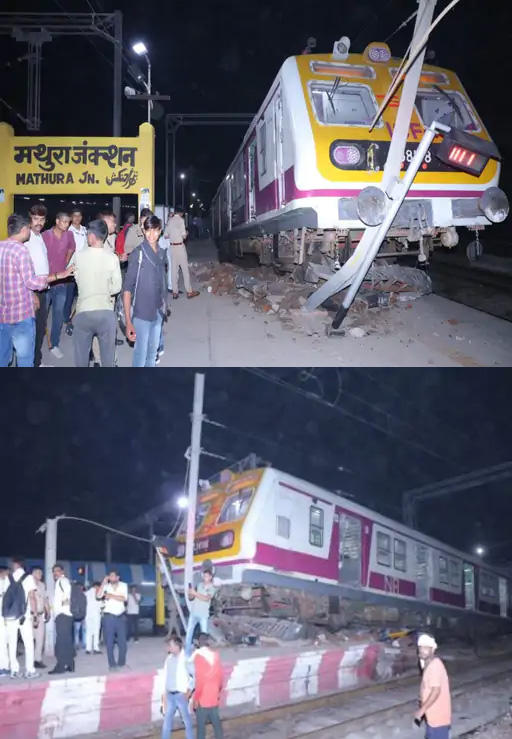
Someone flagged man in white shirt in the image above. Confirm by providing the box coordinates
[97,570,128,670]
[4,557,39,679]
[85,582,102,654]
[0,566,10,676]
[127,585,141,642]
[69,208,88,253]
[31,566,50,669]
[50,563,75,674]
[164,207,199,300]
[27,204,50,367]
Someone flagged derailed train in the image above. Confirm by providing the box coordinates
[211,38,508,270]
[170,463,512,637]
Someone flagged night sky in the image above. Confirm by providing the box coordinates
[1,0,511,240]
[1,370,511,564]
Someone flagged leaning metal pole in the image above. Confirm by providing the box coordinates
[304,0,437,321]
[331,121,448,328]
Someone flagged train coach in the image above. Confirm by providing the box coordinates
[170,463,512,636]
[211,37,508,270]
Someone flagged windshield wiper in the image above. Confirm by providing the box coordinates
[433,84,464,129]
[327,76,341,113]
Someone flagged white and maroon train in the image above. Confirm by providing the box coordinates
[210,38,507,270]
[172,465,511,634]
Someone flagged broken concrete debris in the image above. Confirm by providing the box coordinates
[190,261,432,335]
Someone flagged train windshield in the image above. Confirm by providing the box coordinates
[415,89,479,132]
[217,487,254,523]
[310,82,379,127]
[178,501,210,534]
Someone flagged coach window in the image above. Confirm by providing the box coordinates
[310,82,380,127]
[218,488,254,524]
[439,556,449,585]
[393,538,407,572]
[415,89,480,133]
[377,532,391,567]
[449,559,460,588]
[258,122,267,175]
[276,515,291,539]
[309,506,324,547]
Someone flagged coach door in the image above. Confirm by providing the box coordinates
[464,563,475,610]
[415,544,430,601]
[499,577,508,617]
[248,140,257,220]
[274,92,285,207]
[338,513,362,587]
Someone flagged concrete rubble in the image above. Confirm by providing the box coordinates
[190,260,433,336]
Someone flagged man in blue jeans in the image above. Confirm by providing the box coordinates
[185,569,215,655]
[0,214,53,367]
[43,212,75,360]
[160,636,194,739]
[122,214,169,367]
[97,571,128,670]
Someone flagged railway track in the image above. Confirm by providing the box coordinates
[428,259,512,322]
[134,655,512,739]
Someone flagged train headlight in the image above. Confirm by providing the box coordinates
[479,187,509,223]
[356,186,387,226]
[176,543,185,558]
[220,531,234,548]
[332,144,361,167]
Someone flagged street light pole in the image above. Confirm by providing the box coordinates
[112,10,123,224]
[180,173,186,208]
[146,54,151,124]
[38,516,59,657]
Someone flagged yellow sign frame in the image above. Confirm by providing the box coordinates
[0,122,155,239]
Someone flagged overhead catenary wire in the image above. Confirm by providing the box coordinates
[202,416,404,510]
[242,368,448,464]
[351,0,402,48]
[371,0,465,129]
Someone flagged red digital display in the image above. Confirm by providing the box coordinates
[437,137,489,176]
[448,146,476,166]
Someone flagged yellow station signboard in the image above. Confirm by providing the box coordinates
[0,122,155,239]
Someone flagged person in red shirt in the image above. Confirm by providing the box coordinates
[191,633,224,739]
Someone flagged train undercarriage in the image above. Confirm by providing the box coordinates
[204,578,511,643]
[218,223,485,276]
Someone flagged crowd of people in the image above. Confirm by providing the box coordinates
[0,558,225,739]
[0,204,200,368]
[0,559,142,676]
[0,555,452,739]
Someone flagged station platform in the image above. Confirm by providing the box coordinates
[0,636,415,739]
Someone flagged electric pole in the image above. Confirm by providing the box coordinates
[38,517,59,657]
[184,373,205,609]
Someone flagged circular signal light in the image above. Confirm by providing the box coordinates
[333,144,361,167]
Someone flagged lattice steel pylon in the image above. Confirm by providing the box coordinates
[0,12,122,133]
[402,461,512,529]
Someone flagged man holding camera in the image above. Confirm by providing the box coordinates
[98,570,128,670]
